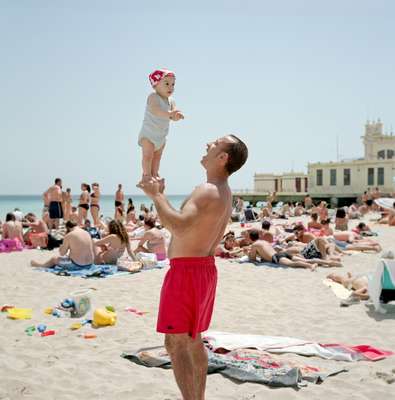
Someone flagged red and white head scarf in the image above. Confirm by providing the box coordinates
[148,69,175,87]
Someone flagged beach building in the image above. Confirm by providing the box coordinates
[236,120,395,206]
[308,120,395,204]
[253,172,308,195]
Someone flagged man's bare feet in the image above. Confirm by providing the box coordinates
[310,263,317,271]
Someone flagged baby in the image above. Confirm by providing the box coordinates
[137,69,184,185]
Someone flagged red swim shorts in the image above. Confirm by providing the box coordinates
[157,256,217,339]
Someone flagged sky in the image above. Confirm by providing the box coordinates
[1,0,395,195]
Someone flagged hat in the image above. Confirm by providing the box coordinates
[148,69,175,87]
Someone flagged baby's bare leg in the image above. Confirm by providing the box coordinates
[151,143,165,179]
[140,139,155,179]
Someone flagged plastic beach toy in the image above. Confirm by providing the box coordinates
[70,322,82,330]
[125,307,149,316]
[93,308,117,327]
[83,332,97,339]
[7,308,32,320]
[41,330,55,337]
[1,305,15,312]
[37,324,47,333]
[25,326,36,336]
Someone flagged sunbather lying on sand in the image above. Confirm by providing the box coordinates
[248,230,317,270]
[327,272,369,300]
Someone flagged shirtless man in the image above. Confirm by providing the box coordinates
[45,178,63,229]
[248,230,316,269]
[31,221,94,268]
[304,194,313,210]
[62,188,72,222]
[138,135,248,400]
[115,183,125,213]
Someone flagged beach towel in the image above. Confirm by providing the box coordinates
[322,278,352,300]
[45,264,119,278]
[231,255,286,268]
[122,345,346,388]
[204,332,393,362]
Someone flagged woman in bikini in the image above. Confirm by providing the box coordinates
[78,183,90,226]
[90,182,101,227]
[94,220,136,264]
[136,217,167,261]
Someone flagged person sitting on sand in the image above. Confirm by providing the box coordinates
[135,217,167,261]
[24,213,48,247]
[2,213,24,243]
[319,219,333,236]
[378,202,395,226]
[248,230,316,270]
[294,202,304,217]
[292,224,316,243]
[335,208,349,231]
[31,221,95,268]
[94,220,136,264]
[84,219,101,240]
[307,213,322,230]
[348,203,361,219]
[317,201,328,221]
[327,272,369,300]
[69,206,79,225]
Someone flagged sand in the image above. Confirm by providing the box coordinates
[1,217,395,400]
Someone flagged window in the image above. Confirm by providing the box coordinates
[377,150,385,159]
[387,150,394,159]
[330,169,337,186]
[368,168,374,186]
[378,167,384,185]
[343,168,351,186]
[316,169,323,186]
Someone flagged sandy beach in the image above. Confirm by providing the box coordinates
[1,216,394,400]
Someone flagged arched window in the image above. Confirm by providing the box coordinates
[377,150,385,159]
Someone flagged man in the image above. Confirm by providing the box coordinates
[304,194,312,210]
[248,230,316,270]
[24,213,48,247]
[115,183,125,213]
[139,135,248,400]
[30,221,94,268]
[45,178,63,229]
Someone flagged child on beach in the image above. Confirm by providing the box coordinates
[137,69,184,185]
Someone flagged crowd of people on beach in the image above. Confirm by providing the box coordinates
[0,178,168,268]
[216,191,394,272]
[1,179,394,276]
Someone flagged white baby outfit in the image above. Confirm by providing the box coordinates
[138,93,175,151]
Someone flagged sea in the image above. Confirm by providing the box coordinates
[0,195,187,220]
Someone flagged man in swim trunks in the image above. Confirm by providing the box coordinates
[46,178,63,230]
[248,230,316,270]
[30,221,94,268]
[139,135,248,400]
[115,183,124,210]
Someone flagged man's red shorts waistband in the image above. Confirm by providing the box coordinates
[170,256,215,268]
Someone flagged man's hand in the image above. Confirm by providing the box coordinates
[137,179,160,199]
[158,178,165,194]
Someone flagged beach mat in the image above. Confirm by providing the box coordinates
[231,255,287,268]
[323,279,352,300]
[122,345,347,388]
